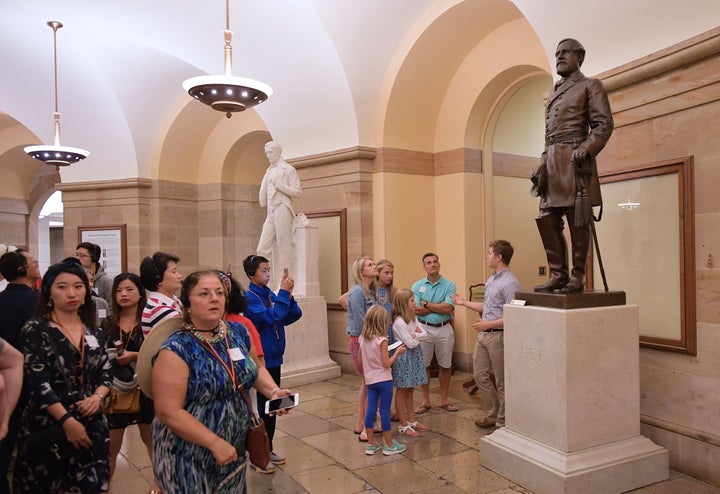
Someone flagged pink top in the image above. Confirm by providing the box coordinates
[359,336,392,385]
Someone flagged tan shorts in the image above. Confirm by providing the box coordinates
[419,323,454,368]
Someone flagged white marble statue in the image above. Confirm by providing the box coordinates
[257,141,302,288]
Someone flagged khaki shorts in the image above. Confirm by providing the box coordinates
[419,323,454,369]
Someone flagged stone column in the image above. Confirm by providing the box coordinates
[281,220,341,387]
[480,304,668,494]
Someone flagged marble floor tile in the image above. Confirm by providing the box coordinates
[272,435,336,474]
[299,395,359,420]
[418,448,515,494]
[292,464,367,494]
[277,409,344,438]
[106,373,719,494]
[355,457,449,493]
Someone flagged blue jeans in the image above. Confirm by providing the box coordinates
[365,380,393,432]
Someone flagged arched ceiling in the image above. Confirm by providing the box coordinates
[0,0,717,191]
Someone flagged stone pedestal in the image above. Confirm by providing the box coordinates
[281,222,341,387]
[480,304,668,494]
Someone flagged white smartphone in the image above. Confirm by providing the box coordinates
[388,341,404,351]
[264,393,299,414]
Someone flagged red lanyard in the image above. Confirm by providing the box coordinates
[52,314,85,383]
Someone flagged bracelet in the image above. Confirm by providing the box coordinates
[94,392,105,400]
[58,412,73,425]
[269,387,281,398]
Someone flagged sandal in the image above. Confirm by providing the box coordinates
[398,424,421,437]
[409,421,430,431]
[358,429,368,442]
[439,403,459,412]
[414,404,431,414]
[390,410,399,422]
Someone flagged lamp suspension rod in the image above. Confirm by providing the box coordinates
[47,20,64,147]
[223,0,233,77]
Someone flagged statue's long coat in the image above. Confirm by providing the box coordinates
[541,71,614,210]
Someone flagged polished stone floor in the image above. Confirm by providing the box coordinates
[110,373,720,493]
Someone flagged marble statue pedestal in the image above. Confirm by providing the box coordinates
[282,295,341,387]
[480,304,668,494]
[280,222,341,387]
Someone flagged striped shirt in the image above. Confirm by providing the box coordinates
[141,291,182,336]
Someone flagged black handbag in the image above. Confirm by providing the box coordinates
[24,421,74,465]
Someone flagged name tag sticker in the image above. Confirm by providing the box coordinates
[98,309,107,318]
[85,335,99,349]
[228,347,245,361]
[419,286,426,293]
[510,299,527,306]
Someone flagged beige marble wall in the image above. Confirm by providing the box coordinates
[60,179,264,276]
[0,197,30,250]
[594,28,720,484]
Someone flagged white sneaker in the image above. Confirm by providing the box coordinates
[269,451,285,465]
[251,462,276,474]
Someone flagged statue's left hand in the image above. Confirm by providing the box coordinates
[571,146,589,167]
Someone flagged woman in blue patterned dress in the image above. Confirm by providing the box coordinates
[390,289,430,437]
[151,271,292,493]
[14,260,112,494]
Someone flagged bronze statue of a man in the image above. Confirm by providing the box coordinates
[532,38,613,293]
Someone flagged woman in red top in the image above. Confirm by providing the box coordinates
[218,272,264,366]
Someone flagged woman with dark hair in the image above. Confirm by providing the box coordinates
[149,270,291,493]
[218,271,264,367]
[102,273,160,492]
[13,260,112,494]
[140,251,183,336]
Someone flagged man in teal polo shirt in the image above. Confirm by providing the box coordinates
[412,252,458,413]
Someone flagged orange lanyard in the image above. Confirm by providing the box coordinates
[196,328,237,389]
[52,313,85,383]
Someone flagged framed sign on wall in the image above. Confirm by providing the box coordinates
[77,224,128,281]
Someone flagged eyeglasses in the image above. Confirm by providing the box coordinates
[189,290,226,299]
[74,253,91,259]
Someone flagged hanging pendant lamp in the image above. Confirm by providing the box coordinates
[182,0,272,118]
[24,21,89,170]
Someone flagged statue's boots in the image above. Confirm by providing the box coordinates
[534,215,569,292]
[560,215,591,293]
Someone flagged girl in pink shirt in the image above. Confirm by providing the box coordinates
[359,305,406,455]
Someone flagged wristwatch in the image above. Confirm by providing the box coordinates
[423,301,428,309]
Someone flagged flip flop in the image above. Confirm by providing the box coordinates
[439,403,459,412]
[414,404,431,414]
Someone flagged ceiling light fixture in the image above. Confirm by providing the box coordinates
[182,0,272,118]
[24,21,89,170]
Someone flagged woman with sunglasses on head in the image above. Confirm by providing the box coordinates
[102,273,161,493]
[13,259,112,494]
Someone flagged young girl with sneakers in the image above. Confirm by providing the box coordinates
[391,289,431,437]
[359,305,407,455]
